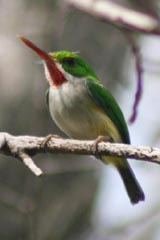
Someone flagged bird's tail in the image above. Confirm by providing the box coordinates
[117,162,145,204]
[102,156,145,204]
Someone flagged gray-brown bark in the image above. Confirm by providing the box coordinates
[0,132,160,176]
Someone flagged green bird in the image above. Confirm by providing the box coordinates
[19,36,145,204]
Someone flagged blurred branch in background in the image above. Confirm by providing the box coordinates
[66,0,160,34]
[1,132,160,176]
[126,33,143,123]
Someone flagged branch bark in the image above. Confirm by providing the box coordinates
[0,132,160,176]
[66,0,160,35]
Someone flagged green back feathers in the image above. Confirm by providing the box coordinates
[50,51,98,79]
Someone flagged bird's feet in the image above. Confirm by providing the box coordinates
[40,134,63,149]
[92,135,113,156]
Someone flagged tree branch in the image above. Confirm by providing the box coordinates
[66,0,160,35]
[0,132,160,176]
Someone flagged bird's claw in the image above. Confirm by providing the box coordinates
[40,134,62,149]
[92,135,113,156]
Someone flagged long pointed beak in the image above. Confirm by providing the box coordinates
[18,35,66,86]
[18,35,53,63]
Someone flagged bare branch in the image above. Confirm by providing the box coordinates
[0,132,160,176]
[18,151,42,176]
[0,132,43,176]
[66,0,160,35]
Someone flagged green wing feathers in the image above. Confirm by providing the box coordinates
[86,78,130,144]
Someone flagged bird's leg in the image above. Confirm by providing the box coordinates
[40,134,63,149]
[92,135,113,156]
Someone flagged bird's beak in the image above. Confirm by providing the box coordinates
[18,35,66,86]
[18,35,53,63]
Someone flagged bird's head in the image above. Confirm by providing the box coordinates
[18,36,97,87]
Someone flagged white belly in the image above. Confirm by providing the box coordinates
[49,80,121,141]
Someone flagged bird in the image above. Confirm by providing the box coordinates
[18,36,145,204]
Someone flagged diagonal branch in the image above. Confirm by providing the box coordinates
[0,132,160,176]
[18,151,43,176]
[66,0,160,35]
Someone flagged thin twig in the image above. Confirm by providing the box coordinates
[18,151,42,176]
[126,33,143,123]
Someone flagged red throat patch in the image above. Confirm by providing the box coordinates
[44,61,67,87]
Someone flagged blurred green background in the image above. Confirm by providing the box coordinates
[1,0,160,239]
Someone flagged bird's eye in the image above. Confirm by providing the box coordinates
[65,57,76,66]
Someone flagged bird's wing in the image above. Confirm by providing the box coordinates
[45,88,50,109]
[86,78,130,144]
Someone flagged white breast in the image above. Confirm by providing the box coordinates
[49,79,121,141]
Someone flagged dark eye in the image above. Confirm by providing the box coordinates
[65,57,76,66]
